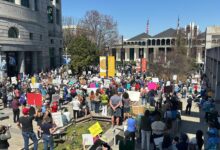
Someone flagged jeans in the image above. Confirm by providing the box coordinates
[102,105,107,116]
[141,130,151,150]
[22,131,38,150]
[13,108,20,123]
[42,134,54,150]
[142,97,147,105]
[94,102,100,113]
[91,102,95,112]
[185,104,192,115]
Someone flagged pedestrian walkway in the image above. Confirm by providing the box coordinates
[0,108,38,150]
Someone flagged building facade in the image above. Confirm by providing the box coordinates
[110,23,206,66]
[205,26,220,100]
[0,0,62,78]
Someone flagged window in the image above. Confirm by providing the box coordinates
[60,40,62,45]
[29,33,33,40]
[40,34,42,41]
[47,6,54,23]
[21,0,29,8]
[50,39,54,44]
[8,27,19,38]
[34,0,38,11]
[56,0,59,4]
[49,48,55,69]
[56,9,60,25]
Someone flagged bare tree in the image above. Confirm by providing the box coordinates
[149,30,197,81]
[79,10,119,51]
[62,16,76,49]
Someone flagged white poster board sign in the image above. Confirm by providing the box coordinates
[82,134,94,146]
[68,70,72,75]
[51,112,64,127]
[152,78,159,83]
[11,77,17,84]
[173,75,177,81]
[104,79,111,88]
[127,91,140,102]
[83,71,86,75]
[88,71,92,75]
[51,94,60,104]
[87,88,98,94]
[30,83,40,89]
[166,81,171,86]
[63,112,70,122]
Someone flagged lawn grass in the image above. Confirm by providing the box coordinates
[38,121,111,150]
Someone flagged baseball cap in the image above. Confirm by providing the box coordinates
[22,108,30,115]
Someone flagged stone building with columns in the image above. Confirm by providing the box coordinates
[0,0,62,77]
[110,25,206,67]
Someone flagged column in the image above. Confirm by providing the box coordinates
[154,48,158,63]
[15,0,21,5]
[125,48,130,61]
[134,48,139,61]
[30,0,35,11]
[32,52,38,73]
[18,52,25,73]
[165,47,167,63]
[116,48,120,61]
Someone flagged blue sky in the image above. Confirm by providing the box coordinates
[62,0,220,39]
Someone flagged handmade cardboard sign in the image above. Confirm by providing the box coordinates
[88,122,103,137]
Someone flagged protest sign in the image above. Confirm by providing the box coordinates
[68,70,72,75]
[30,83,40,89]
[82,134,94,146]
[63,112,70,122]
[83,71,86,75]
[51,112,64,127]
[148,82,157,90]
[166,81,171,86]
[52,94,60,104]
[173,75,177,81]
[27,93,42,106]
[88,122,103,137]
[87,88,98,94]
[104,79,111,88]
[126,83,131,90]
[11,77,17,84]
[31,77,36,85]
[88,71,92,75]
[132,106,145,115]
[127,91,140,102]
[152,78,159,83]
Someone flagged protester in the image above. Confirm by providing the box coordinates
[17,107,38,150]
[176,133,189,150]
[109,89,122,127]
[100,90,109,116]
[11,97,20,123]
[39,116,57,150]
[122,92,131,121]
[71,94,81,119]
[140,110,151,150]
[35,107,44,138]
[125,115,136,143]
[0,125,11,150]
[94,89,101,114]
[186,95,193,115]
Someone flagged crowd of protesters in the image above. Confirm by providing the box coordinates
[0,65,220,150]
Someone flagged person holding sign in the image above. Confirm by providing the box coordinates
[39,116,57,150]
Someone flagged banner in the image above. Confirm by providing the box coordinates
[108,56,115,77]
[99,56,106,77]
[27,93,42,106]
[141,58,147,72]
[88,122,103,137]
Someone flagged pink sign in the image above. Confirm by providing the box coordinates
[90,83,96,88]
[148,82,157,90]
